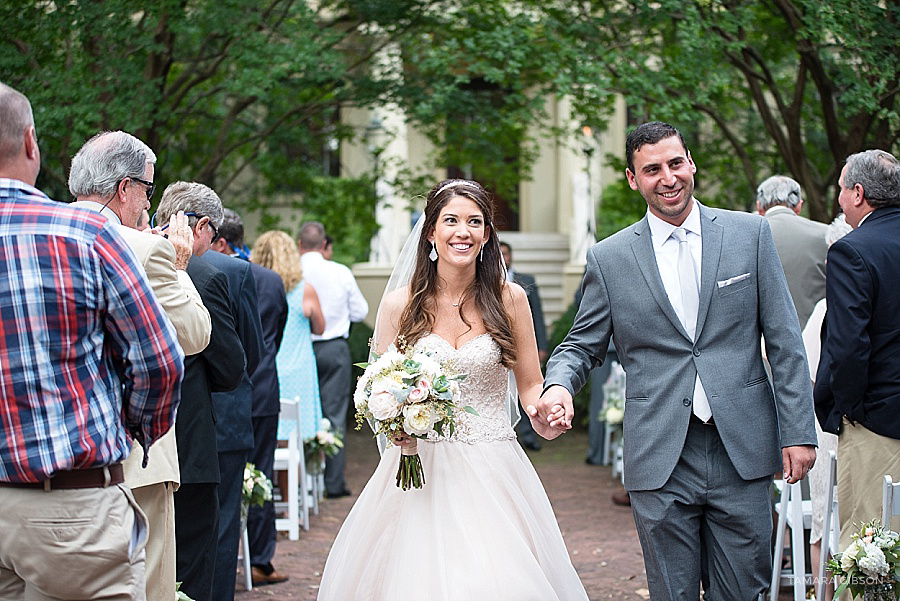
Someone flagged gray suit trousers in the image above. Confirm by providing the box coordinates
[630,421,772,601]
[312,338,351,495]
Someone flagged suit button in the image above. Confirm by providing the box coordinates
[693,348,701,357]
[683,398,691,406]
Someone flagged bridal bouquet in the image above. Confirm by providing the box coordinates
[827,519,900,599]
[304,418,343,474]
[354,341,473,490]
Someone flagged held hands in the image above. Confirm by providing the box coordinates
[525,385,575,441]
[391,432,416,450]
[781,445,817,484]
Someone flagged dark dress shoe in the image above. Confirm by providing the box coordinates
[325,488,352,499]
[611,490,631,506]
[251,566,289,586]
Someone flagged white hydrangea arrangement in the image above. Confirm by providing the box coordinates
[354,340,474,490]
[828,519,900,599]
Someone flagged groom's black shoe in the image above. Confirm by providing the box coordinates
[523,440,542,451]
[325,488,352,499]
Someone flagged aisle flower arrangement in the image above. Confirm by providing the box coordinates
[827,519,900,600]
[354,340,474,490]
[242,463,273,513]
[304,418,343,474]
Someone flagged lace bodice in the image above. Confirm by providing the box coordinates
[415,333,517,445]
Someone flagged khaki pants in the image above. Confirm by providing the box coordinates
[837,419,900,600]
[0,483,148,601]
[133,483,176,601]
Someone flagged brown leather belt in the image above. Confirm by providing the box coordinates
[0,464,124,491]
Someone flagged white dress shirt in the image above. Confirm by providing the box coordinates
[647,201,712,421]
[300,251,368,341]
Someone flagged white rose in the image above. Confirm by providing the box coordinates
[320,418,332,431]
[353,375,370,410]
[448,380,461,398]
[415,375,433,390]
[407,384,429,403]
[403,404,438,436]
[369,390,401,421]
[841,541,861,571]
[319,432,336,445]
[411,353,440,375]
[373,351,403,371]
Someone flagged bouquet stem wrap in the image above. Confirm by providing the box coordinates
[397,439,425,490]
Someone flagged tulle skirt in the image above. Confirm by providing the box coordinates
[317,438,589,601]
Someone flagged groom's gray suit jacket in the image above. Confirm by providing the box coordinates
[545,204,817,491]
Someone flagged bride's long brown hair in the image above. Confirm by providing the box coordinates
[397,179,516,368]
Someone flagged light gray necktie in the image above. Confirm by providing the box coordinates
[672,227,712,422]
[672,227,699,340]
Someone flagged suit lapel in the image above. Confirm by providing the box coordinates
[695,205,723,338]
[631,217,690,339]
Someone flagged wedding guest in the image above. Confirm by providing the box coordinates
[815,149,900,547]
[500,241,547,451]
[542,121,816,599]
[212,210,291,586]
[757,175,828,329]
[801,214,852,601]
[157,182,246,601]
[203,213,264,601]
[298,222,367,498]
[0,81,183,600]
[69,130,211,601]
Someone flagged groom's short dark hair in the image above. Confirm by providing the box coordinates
[626,122,688,173]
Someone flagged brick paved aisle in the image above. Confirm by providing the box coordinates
[238,427,650,600]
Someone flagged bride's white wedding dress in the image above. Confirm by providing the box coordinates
[317,333,589,601]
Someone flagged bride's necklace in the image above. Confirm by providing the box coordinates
[440,288,463,307]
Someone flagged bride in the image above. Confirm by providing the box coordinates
[316,179,588,601]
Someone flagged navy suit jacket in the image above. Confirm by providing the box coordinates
[202,251,265,453]
[178,257,245,483]
[814,207,900,439]
[248,262,288,418]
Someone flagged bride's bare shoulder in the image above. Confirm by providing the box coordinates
[381,286,411,314]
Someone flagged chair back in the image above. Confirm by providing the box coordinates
[883,475,900,527]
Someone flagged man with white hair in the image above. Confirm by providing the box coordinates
[69,131,211,601]
[0,81,183,600]
[756,174,828,328]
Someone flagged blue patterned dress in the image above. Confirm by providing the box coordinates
[276,281,321,441]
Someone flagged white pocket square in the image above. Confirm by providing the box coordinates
[717,273,751,288]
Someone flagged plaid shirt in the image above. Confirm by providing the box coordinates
[0,178,184,483]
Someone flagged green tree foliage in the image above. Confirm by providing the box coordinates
[542,0,899,221]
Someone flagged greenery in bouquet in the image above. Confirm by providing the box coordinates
[354,338,475,490]
[304,418,344,474]
[827,519,900,598]
[242,463,273,509]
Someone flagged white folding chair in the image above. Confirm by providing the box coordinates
[238,523,252,591]
[883,474,900,529]
[274,397,309,540]
[815,450,839,601]
[770,479,812,601]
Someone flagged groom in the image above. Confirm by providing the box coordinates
[539,122,817,599]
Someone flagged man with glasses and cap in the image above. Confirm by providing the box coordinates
[69,131,212,601]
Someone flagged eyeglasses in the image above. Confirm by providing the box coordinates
[128,177,155,201]
[154,211,219,242]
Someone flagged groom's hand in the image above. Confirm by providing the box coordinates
[782,445,817,484]
[528,385,574,430]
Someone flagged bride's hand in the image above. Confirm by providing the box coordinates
[526,403,569,441]
[391,432,416,449]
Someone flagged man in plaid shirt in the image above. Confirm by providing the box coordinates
[0,82,184,600]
